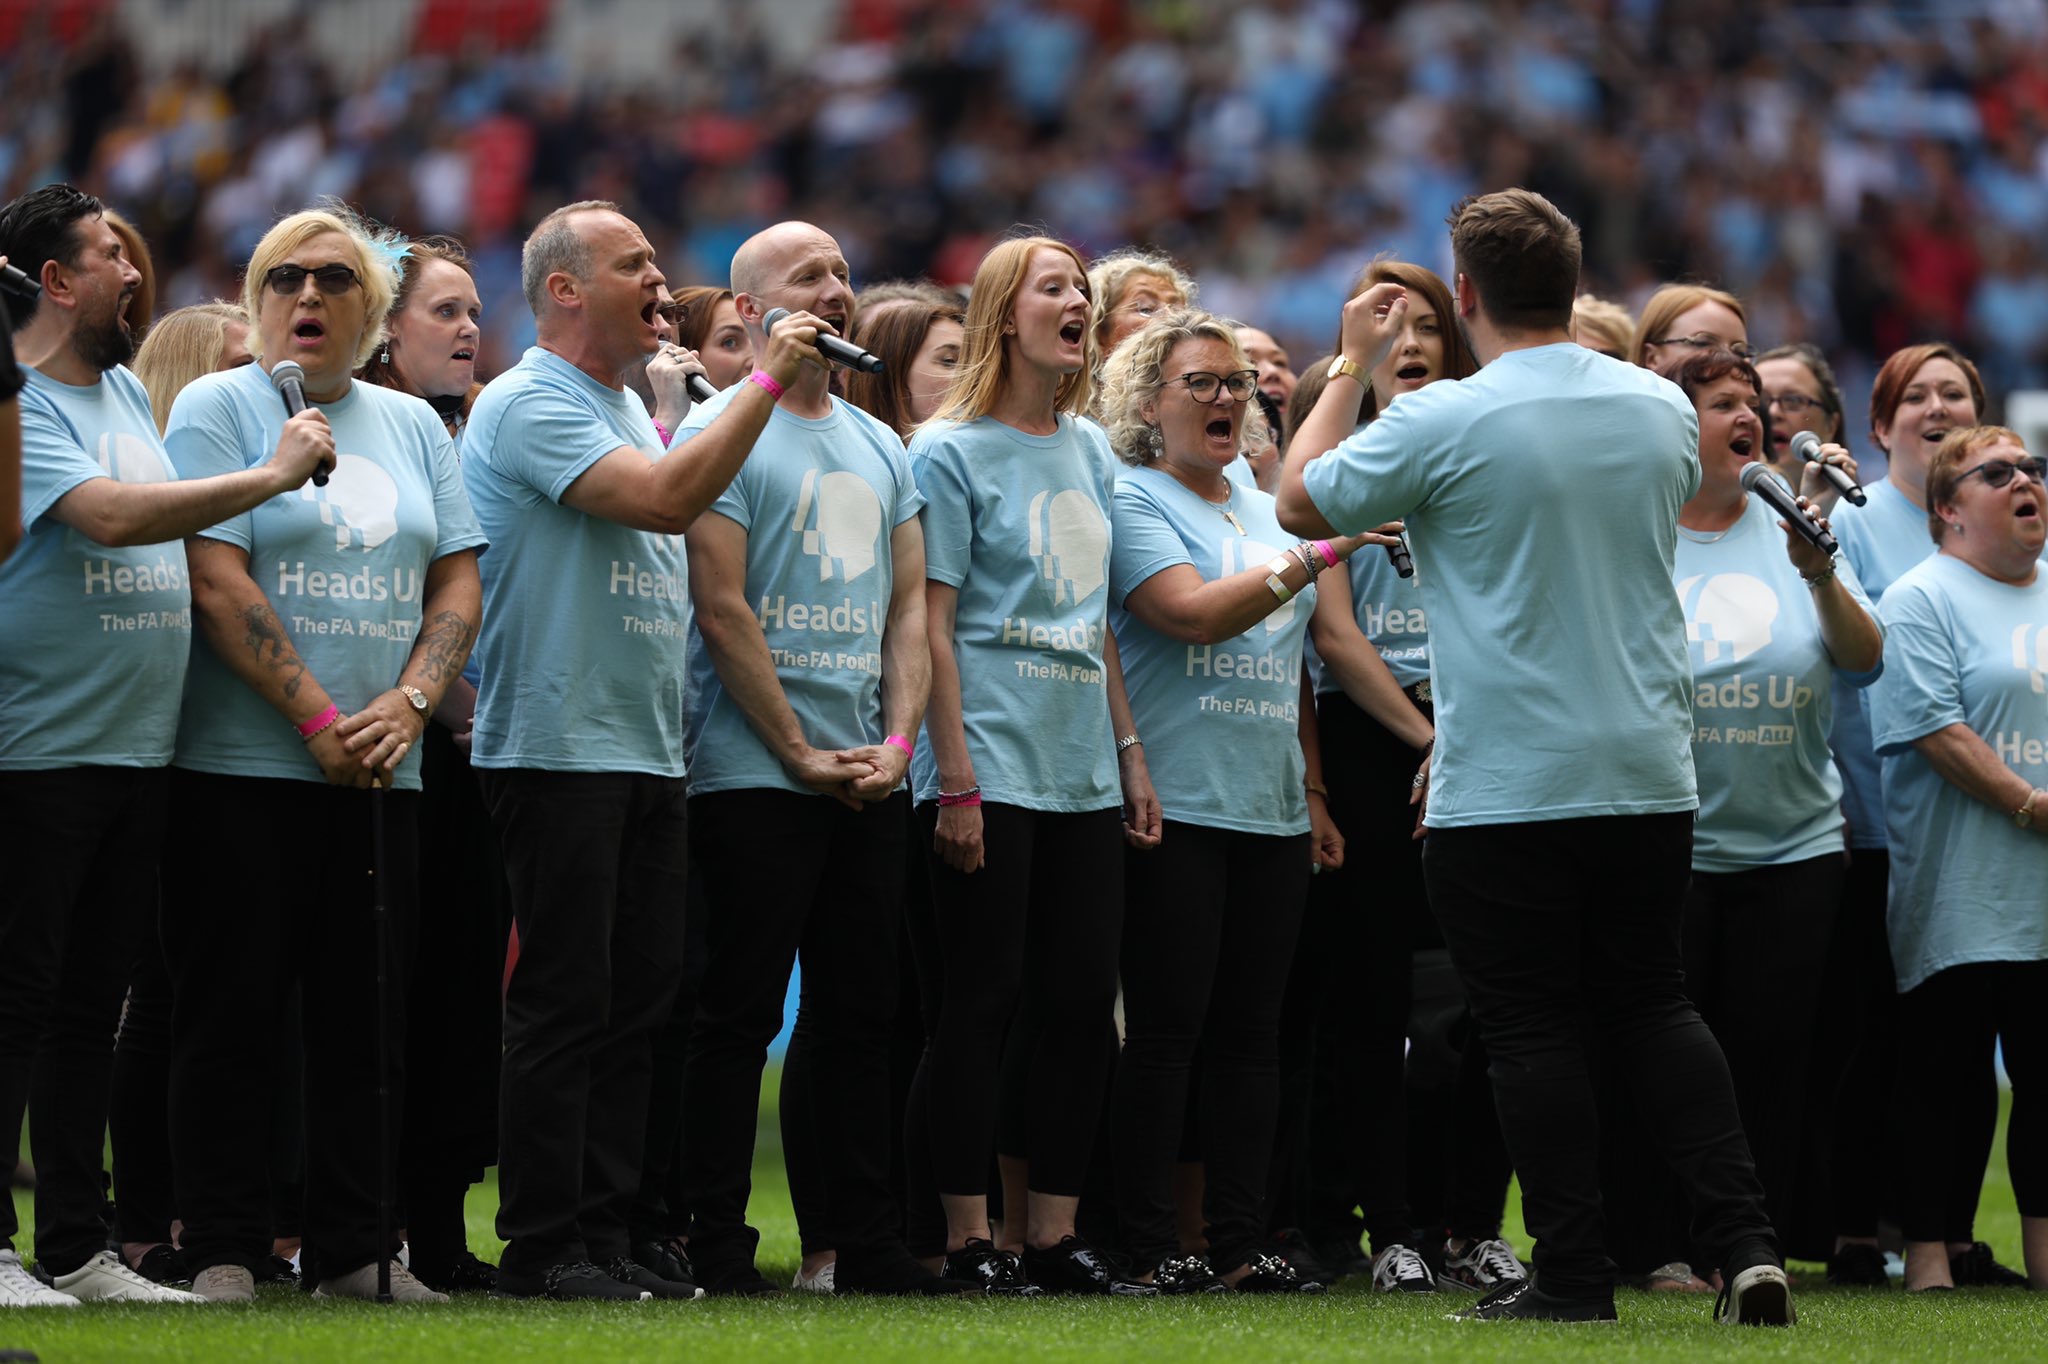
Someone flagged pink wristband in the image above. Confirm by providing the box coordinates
[937,791,982,809]
[885,734,914,760]
[747,369,785,401]
[652,420,671,446]
[296,703,340,741]
[1314,539,1337,569]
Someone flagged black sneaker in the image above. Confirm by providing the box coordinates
[1231,1249,1326,1294]
[1371,1243,1438,1294]
[1826,1243,1889,1287]
[1021,1236,1157,1296]
[124,1245,191,1286]
[494,1260,653,1301]
[1270,1228,1343,1284]
[1151,1254,1227,1294]
[1453,1280,1618,1323]
[1950,1242,2029,1288]
[414,1249,499,1294]
[607,1257,704,1300]
[258,1253,299,1285]
[694,1260,782,1297]
[941,1239,1042,1296]
[629,1240,701,1294]
[834,1253,982,1297]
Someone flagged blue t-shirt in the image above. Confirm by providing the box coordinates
[1674,496,1880,872]
[464,347,689,776]
[165,365,486,791]
[1868,554,2048,992]
[1110,465,1312,836]
[1321,538,1430,692]
[2,366,191,769]
[680,389,925,796]
[909,414,1119,811]
[1830,478,1938,848]
[1302,344,1701,828]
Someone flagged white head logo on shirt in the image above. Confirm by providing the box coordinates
[302,453,400,552]
[1677,572,1778,664]
[96,432,173,484]
[1028,488,1108,606]
[792,468,882,582]
[2010,624,2048,694]
[1223,538,1295,632]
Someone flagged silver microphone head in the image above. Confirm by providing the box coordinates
[1788,429,1823,464]
[761,308,790,333]
[1739,460,1778,493]
[270,359,307,393]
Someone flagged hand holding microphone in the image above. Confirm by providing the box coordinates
[1741,460,1838,560]
[761,307,885,374]
[268,361,337,489]
[1789,430,1866,508]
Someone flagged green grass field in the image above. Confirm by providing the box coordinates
[7,1081,2041,1363]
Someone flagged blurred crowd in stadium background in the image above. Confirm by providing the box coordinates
[6,0,2048,460]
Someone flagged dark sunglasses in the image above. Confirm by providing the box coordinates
[1958,456,2047,490]
[265,263,363,296]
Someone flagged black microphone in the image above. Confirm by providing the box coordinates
[1387,532,1414,579]
[761,307,885,374]
[0,260,39,303]
[685,372,717,403]
[1741,460,1837,558]
[1789,430,1867,507]
[271,360,327,487]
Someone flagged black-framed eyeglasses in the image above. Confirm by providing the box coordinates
[1957,456,2047,490]
[265,264,364,296]
[1171,370,1258,402]
[1766,392,1828,415]
[1653,334,1756,361]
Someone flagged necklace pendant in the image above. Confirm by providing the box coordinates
[1222,510,1247,536]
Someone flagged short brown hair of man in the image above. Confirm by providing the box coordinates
[1446,189,1582,332]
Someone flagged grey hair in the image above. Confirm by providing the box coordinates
[1098,308,1267,467]
[520,199,620,316]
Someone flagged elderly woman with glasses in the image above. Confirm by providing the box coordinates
[159,207,487,1304]
[1866,426,2048,1293]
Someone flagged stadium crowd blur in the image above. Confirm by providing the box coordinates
[7,0,2048,444]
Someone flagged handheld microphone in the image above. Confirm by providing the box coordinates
[761,308,885,374]
[1741,460,1837,558]
[1388,532,1415,579]
[1789,430,1867,507]
[685,372,717,403]
[270,360,326,487]
[0,260,39,303]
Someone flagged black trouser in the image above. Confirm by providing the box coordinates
[399,722,510,1281]
[1403,948,1515,1244]
[1111,822,1308,1272]
[1896,959,2048,1240]
[906,803,1123,1202]
[110,918,176,1249]
[1824,848,1901,1241]
[679,789,909,1278]
[629,862,706,1248]
[1424,812,1777,1300]
[1682,854,1843,1252]
[162,770,419,1278]
[0,766,166,1274]
[481,768,687,1275]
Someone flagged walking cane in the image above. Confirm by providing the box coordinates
[371,779,394,1304]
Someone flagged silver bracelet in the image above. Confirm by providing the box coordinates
[1115,733,1143,754]
[1803,564,1837,589]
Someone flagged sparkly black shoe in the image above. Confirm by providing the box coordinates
[940,1238,1042,1296]
[1151,1254,1227,1294]
[1020,1236,1157,1296]
[1231,1249,1326,1294]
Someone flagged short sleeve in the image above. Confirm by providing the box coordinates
[911,428,973,588]
[1109,481,1194,605]
[494,384,643,505]
[14,388,105,529]
[705,459,756,534]
[1869,582,1963,753]
[1831,554,1884,690]
[885,437,925,527]
[1302,391,1435,533]
[164,375,257,551]
[427,422,490,560]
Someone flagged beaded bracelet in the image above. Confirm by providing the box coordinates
[937,785,982,809]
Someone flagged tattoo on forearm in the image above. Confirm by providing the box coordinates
[240,604,307,699]
[411,610,478,685]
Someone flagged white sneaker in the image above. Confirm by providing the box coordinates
[0,1250,77,1308]
[792,1261,836,1293]
[52,1250,201,1303]
[1370,1244,1437,1294]
[1438,1237,1528,1292]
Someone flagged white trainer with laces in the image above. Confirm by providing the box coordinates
[0,1250,78,1308]
[1370,1243,1438,1294]
[52,1250,201,1303]
[1438,1237,1529,1292]
[792,1262,836,1294]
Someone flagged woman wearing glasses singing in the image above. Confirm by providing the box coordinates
[1865,427,2048,1293]
[158,208,485,1302]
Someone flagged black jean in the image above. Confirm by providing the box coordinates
[109,917,176,1248]
[679,789,910,1277]
[161,769,418,1278]
[1896,959,2048,1239]
[1111,822,1308,1272]
[1682,854,1843,1251]
[906,803,1124,1202]
[481,767,687,1274]
[0,766,167,1274]
[1424,812,1777,1300]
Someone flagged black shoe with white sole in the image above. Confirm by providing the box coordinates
[1453,1280,1618,1323]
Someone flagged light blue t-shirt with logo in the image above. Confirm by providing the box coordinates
[3,366,191,769]
[1319,538,1430,692]
[464,347,688,777]
[1674,495,1880,872]
[166,364,486,791]
[1302,344,1701,828]
[680,389,924,796]
[1868,554,2048,992]
[1830,478,1938,848]
[909,413,1119,811]
[1110,464,1312,836]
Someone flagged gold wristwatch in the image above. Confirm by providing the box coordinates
[1327,355,1371,392]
